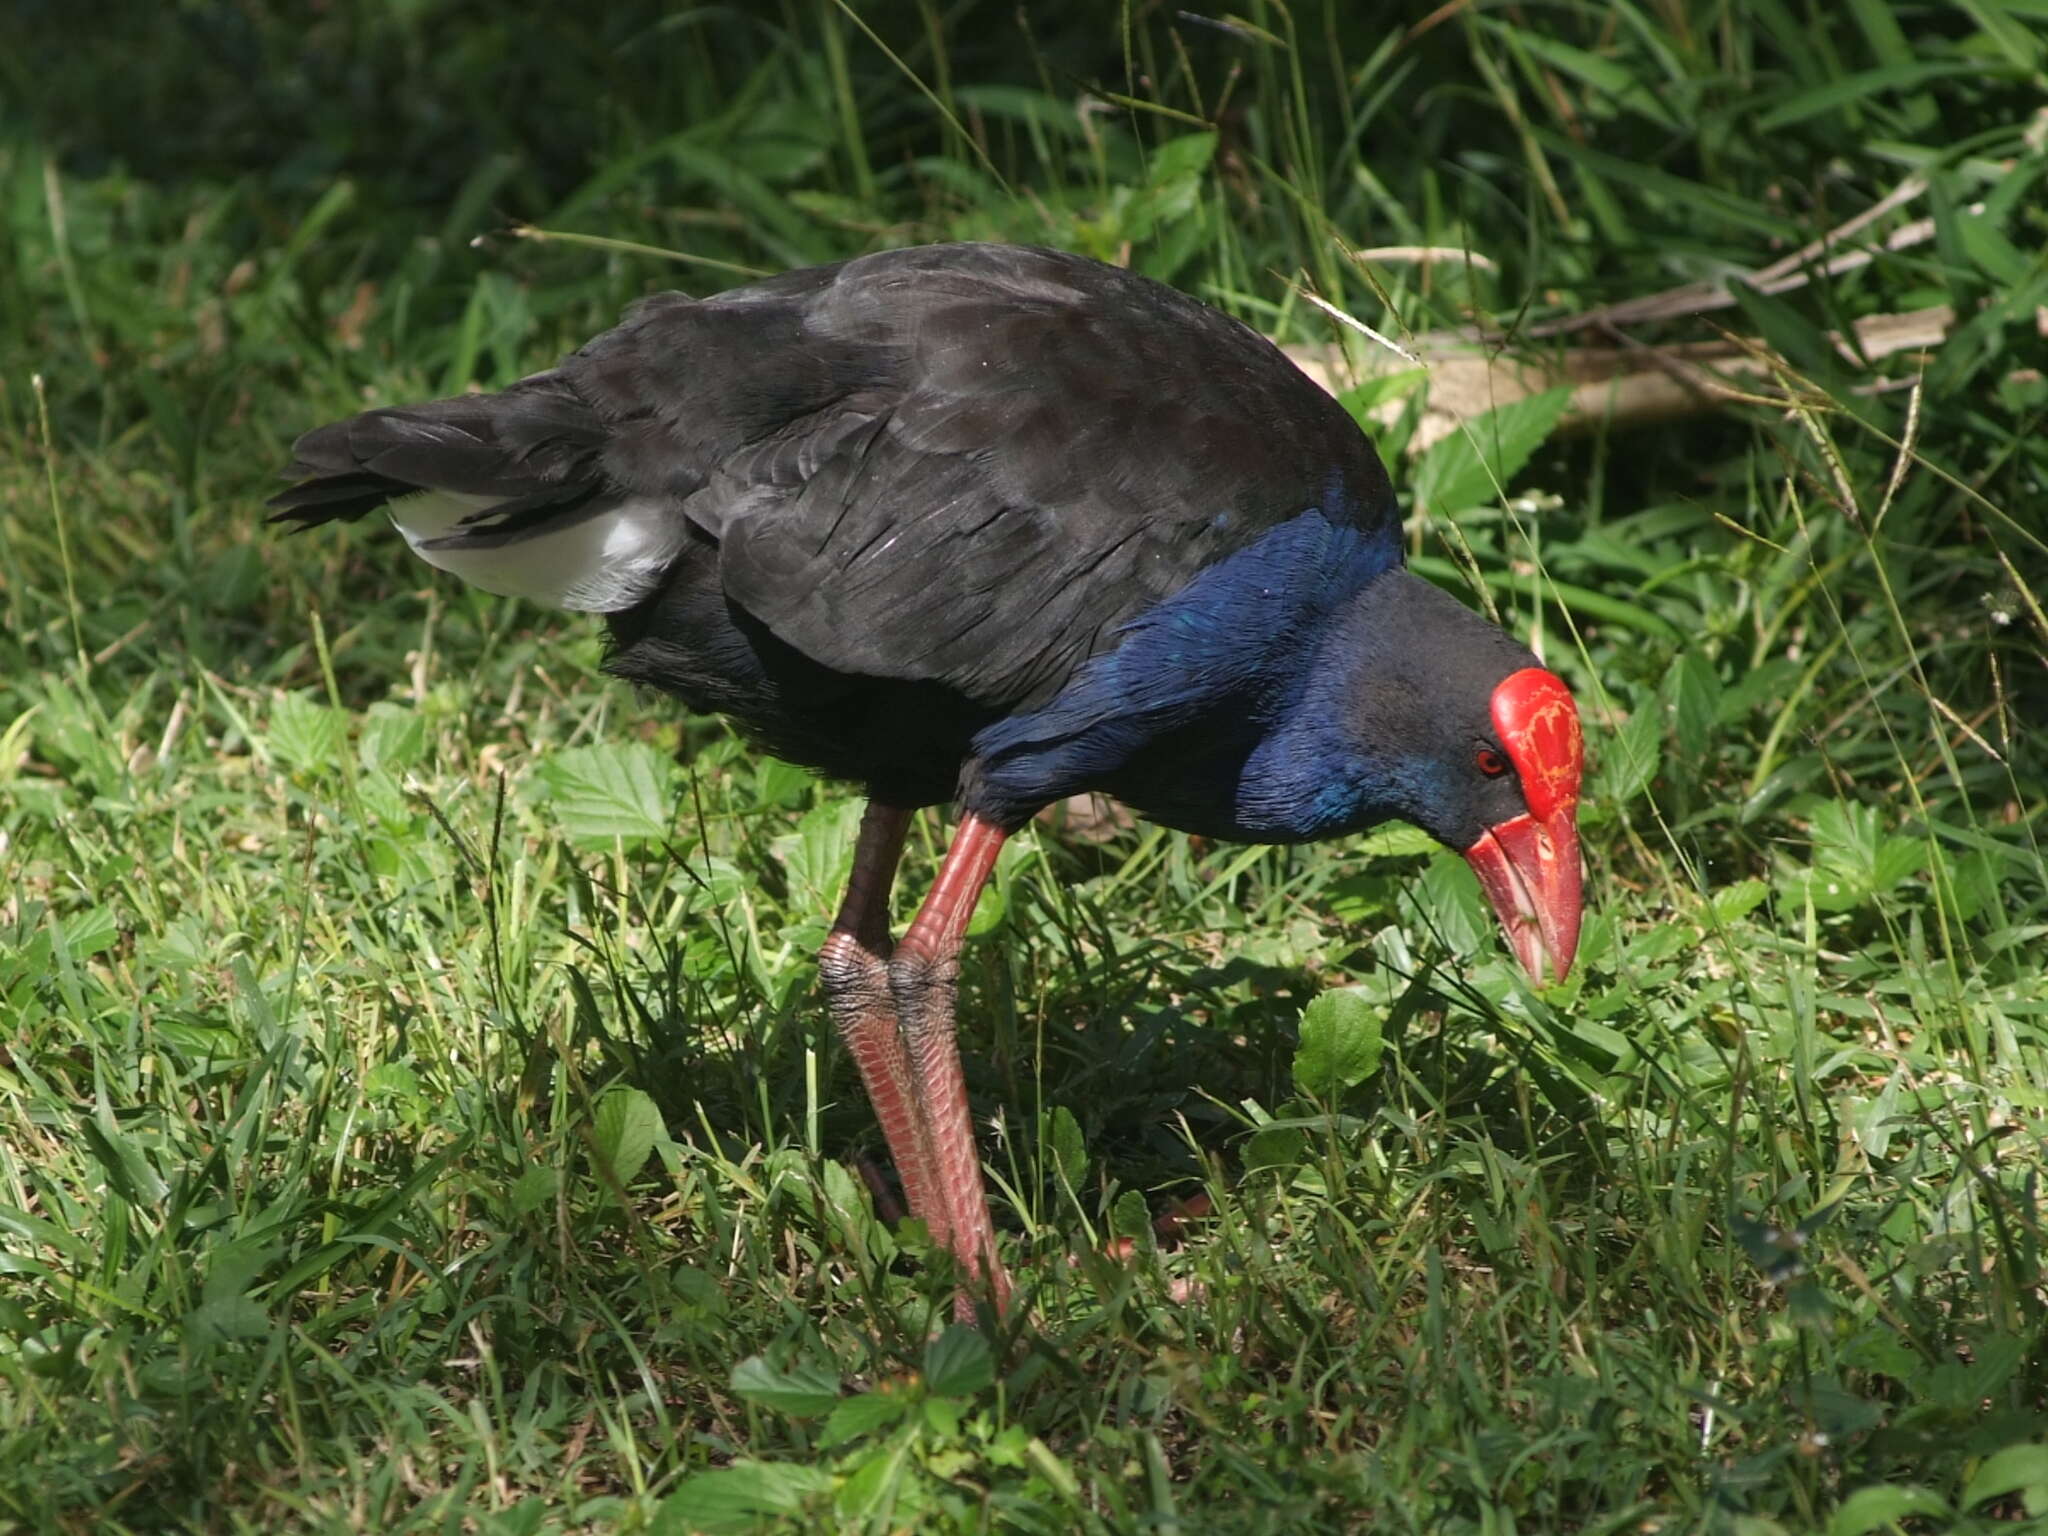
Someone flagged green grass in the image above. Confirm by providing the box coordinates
[4,2,2048,1531]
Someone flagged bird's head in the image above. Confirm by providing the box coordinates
[1320,573,1584,985]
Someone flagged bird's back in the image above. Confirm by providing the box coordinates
[274,243,1401,809]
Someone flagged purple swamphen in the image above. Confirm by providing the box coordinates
[273,243,1584,1318]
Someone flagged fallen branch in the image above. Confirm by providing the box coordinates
[1283,306,1952,450]
[1287,173,1961,449]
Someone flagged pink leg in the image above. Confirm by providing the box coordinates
[890,813,1012,1320]
[819,804,949,1244]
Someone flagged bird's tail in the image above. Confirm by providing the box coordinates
[268,372,608,529]
[268,374,690,612]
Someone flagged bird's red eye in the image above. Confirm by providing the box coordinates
[1475,747,1510,778]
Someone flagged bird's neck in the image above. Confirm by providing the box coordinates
[967,508,1400,829]
[1225,568,1443,841]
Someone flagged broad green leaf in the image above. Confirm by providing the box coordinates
[1338,367,1428,426]
[1846,0,1914,68]
[1023,1435,1084,1503]
[1870,836,1923,893]
[1323,871,1397,926]
[671,1267,728,1317]
[1244,1122,1308,1171]
[834,1443,905,1522]
[692,855,749,908]
[816,1157,872,1235]
[590,1087,664,1188]
[1567,1019,1633,1072]
[1828,1484,1950,1536]
[510,1166,558,1217]
[358,703,427,773]
[1292,986,1384,1100]
[153,1019,241,1059]
[1598,704,1661,804]
[820,1390,908,1448]
[1797,800,1924,911]
[653,1461,833,1534]
[921,1394,964,1437]
[1958,213,2032,286]
[538,743,673,842]
[771,798,862,916]
[752,755,812,809]
[201,1240,278,1305]
[1667,648,1722,763]
[1357,824,1437,860]
[1411,387,1573,517]
[1149,131,1217,186]
[268,691,348,774]
[964,879,1006,938]
[1782,866,1858,916]
[731,1354,841,1417]
[1111,1189,1153,1244]
[1964,1443,2048,1508]
[59,904,119,961]
[1846,1074,1904,1161]
[1414,852,1489,955]
[1628,922,1695,966]
[186,1296,270,1344]
[923,1324,994,1398]
[1710,878,1769,924]
[362,1062,421,1102]
[1043,1105,1086,1188]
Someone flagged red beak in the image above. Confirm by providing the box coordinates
[1465,809,1582,984]
[1464,666,1586,985]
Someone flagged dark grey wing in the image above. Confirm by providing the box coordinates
[568,244,1397,711]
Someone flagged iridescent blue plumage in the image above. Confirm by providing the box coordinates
[970,507,1401,834]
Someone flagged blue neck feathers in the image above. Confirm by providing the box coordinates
[966,507,1407,836]
[1230,589,1436,840]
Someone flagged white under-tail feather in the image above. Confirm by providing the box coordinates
[385,491,687,612]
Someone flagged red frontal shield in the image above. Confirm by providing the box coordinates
[1464,668,1583,983]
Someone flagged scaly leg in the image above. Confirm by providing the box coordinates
[818,804,949,1245]
[889,812,1012,1320]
